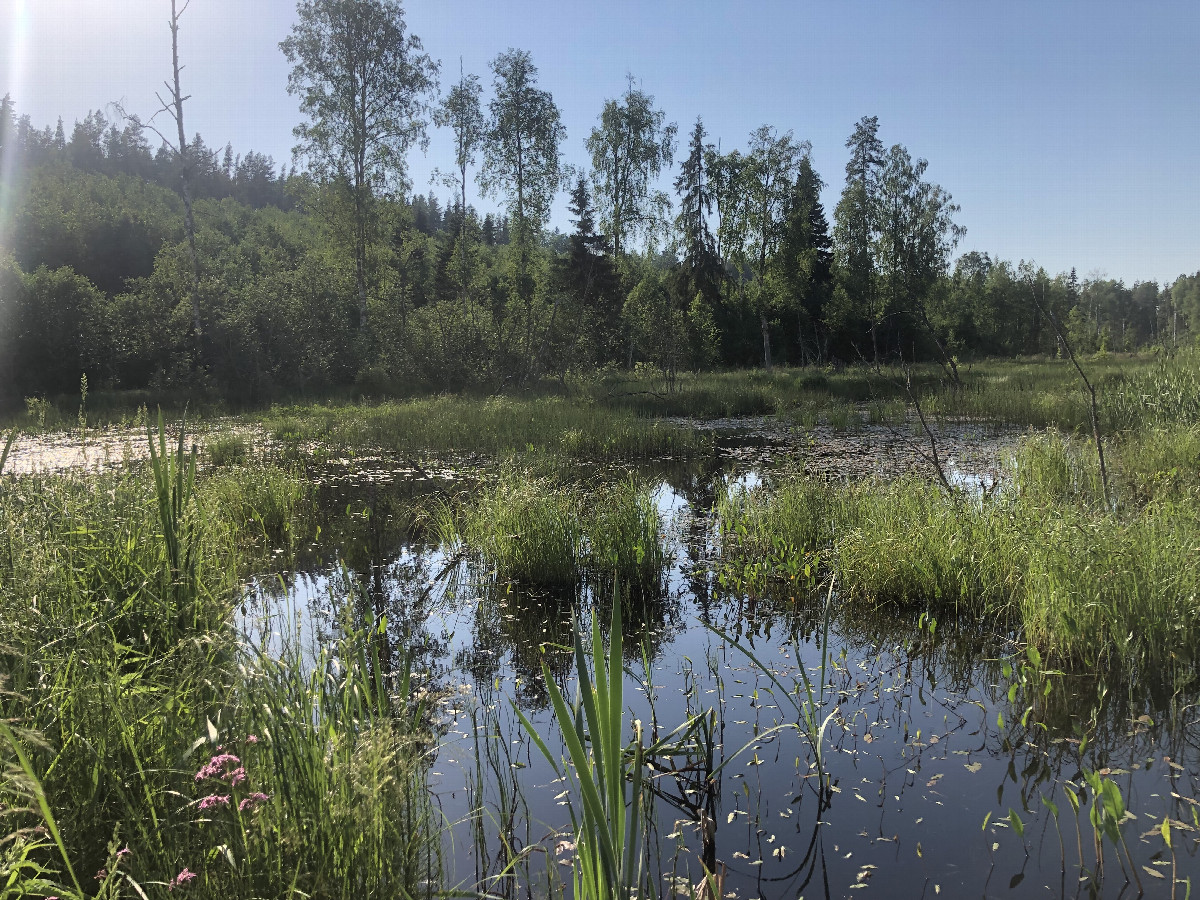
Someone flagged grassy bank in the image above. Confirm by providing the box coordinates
[0,428,438,899]
[264,395,704,462]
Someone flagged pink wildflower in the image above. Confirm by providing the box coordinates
[169,867,198,891]
[198,794,231,811]
[238,792,270,812]
[245,734,259,745]
[194,753,240,782]
[95,868,107,880]
[117,846,132,861]
[225,766,247,787]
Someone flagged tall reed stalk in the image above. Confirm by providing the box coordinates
[517,602,652,900]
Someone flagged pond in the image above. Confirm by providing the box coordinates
[242,422,1200,899]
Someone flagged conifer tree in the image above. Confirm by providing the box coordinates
[673,117,722,306]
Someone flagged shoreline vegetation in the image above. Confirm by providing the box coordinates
[2,349,1198,898]
[3,0,1198,892]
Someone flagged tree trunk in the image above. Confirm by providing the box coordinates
[760,312,772,371]
[170,0,201,343]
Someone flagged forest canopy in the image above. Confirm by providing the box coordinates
[0,1,1193,406]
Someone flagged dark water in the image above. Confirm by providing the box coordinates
[245,433,1200,899]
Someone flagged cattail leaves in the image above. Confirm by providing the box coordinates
[515,601,652,900]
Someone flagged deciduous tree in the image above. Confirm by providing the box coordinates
[586,77,677,259]
[478,48,565,376]
[743,125,809,369]
[281,0,439,330]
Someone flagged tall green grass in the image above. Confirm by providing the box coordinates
[438,469,669,592]
[264,395,703,461]
[588,365,936,419]
[925,350,1197,433]
[717,432,1200,674]
[0,424,439,899]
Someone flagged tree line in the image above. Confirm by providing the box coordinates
[1,0,1196,405]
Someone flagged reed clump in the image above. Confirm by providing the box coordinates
[717,430,1200,674]
[439,469,668,591]
[204,460,308,543]
[204,429,250,466]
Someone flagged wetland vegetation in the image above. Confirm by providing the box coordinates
[3,2,1200,896]
[3,349,1200,899]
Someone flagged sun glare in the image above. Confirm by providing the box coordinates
[1,0,30,196]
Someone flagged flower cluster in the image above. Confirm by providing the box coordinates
[238,791,270,812]
[194,753,241,783]
[169,867,198,891]
[197,794,231,811]
[180,737,271,887]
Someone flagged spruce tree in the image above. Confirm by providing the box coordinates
[673,117,722,306]
[777,156,833,364]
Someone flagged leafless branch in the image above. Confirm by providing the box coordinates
[1024,273,1110,506]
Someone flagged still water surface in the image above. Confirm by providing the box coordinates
[245,426,1200,899]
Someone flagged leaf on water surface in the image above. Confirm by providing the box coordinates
[1143,866,1166,879]
[1008,809,1025,839]
[965,762,982,773]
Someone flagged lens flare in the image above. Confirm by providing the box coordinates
[0,0,30,248]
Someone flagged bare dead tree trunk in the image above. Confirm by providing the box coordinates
[168,0,202,342]
[857,343,957,496]
[1026,276,1110,506]
[905,364,954,495]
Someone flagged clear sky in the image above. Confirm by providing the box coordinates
[3,0,1198,285]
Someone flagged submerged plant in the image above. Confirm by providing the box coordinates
[710,578,839,805]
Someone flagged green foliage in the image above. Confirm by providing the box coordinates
[0,427,436,899]
[439,469,668,590]
[586,76,677,258]
[282,0,439,329]
[263,395,702,461]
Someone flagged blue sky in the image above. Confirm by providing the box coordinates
[4,0,1198,285]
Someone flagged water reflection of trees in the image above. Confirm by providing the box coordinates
[242,448,1200,897]
[444,563,686,709]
